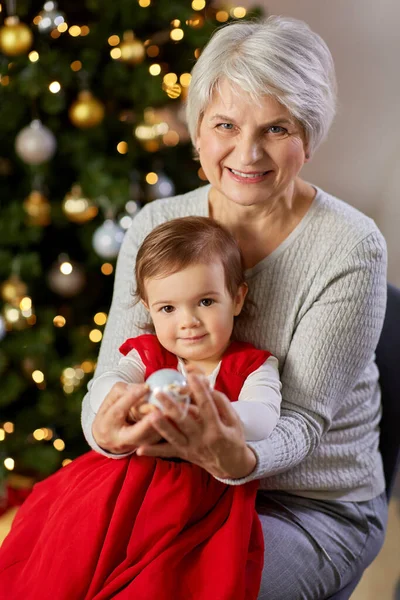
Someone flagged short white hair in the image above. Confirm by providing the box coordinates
[186,16,337,154]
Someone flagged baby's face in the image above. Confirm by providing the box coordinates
[142,261,246,373]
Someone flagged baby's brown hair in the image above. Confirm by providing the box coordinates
[135,216,245,303]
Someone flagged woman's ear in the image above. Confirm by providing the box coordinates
[233,283,248,316]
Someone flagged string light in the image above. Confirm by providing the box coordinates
[4,458,15,470]
[180,73,191,87]
[110,48,122,59]
[62,458,72,467]
[0,429,5,441]
[163,73,177,86]
[231,6,247,18]
[70,60,82,71]
[81,360,96,373]
[33,428,46,440]
[80,26,90,36]
[138,0,151,6]
[68,25,81,37]
[101,263,114,275]
[108,34,120,46]
[60,261,72,275]
[53,438,65,451]
[170,28,184,41]
[49,81,61,93]
[117,141,128,154]
[89,329,102,343]
[163,131,180,146]
[32,370,45,384]
[149,64,161,76]
[192,0,206,10]
[171,19,181,27]
[146,45,159,57]
[146,172,158,185]
[3,422,14,434]
[29,51,39,62]
[94,312,107,326]
[57,22,68,33]
[216,10,229,22]
[53,315,66,327]
[20,297,32,311]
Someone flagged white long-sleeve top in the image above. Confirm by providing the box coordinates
[90,349,282,442]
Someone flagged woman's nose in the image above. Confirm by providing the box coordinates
[240,136,264,165]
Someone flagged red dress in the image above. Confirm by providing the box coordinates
[0,336,271,600]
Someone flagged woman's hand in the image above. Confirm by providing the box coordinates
[92,382,162,454]
[136,373,257,480]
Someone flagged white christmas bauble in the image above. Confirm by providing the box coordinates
[47,258,85,297]
[15,120,56,165]
[92,220,125,259]
[37,1,65,34]
[0,315,6,340]
[146,172,175,201]
[146,369,189,413]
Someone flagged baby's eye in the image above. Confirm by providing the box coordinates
[161,305,174,313]
[200,298,214,307]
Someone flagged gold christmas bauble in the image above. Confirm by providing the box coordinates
[62,184,98,223]
[1,274,28,305]
[23,191,51,226]
[119,31,145,65]
[68,91,105,129]
[0,16,33,56]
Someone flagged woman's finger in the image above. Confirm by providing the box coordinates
[100,384,149,421]
[137,442,180,458]
[211,390,240,426]
[187,373,220,424]
[149,410,189,447]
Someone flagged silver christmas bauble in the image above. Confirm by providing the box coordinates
[37,1,65,34]
[146,369,189,413]
[15,120,56,165]
[146,172,175,201]
[47,258,85,297]
[92,219,125,259]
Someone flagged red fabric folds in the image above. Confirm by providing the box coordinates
[0,337,270,600]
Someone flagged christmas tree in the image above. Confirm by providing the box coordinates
[0,1,263,483]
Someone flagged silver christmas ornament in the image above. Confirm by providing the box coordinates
[15,120,56,165]
[146,172,175,201]
[47,257,85,297]
[92,219,125,259]
[37,1,65,34]
[146,369,189,413]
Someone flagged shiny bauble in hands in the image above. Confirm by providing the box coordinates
[69,91,105,129]
[0,17,33,56]
[92,219,125,259]
[15,120,56,165]
[146,369,190,414]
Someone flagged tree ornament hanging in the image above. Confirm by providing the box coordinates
[92,219,125,259]
[15,120,56,165]
[68,91,105,129]
[36,1,65,35]
[0,16,33,56]
[1,274,28,306]
[47,256,85,297]
[62,184,98,223]
[23,190,51,226]
[118,31,145,65]
[146,171,175,201]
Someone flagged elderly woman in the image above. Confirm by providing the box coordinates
[83,16,387,600]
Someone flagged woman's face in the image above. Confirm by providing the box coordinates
[196,79,309,210]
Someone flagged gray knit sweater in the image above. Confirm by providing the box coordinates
[81,184,387,502]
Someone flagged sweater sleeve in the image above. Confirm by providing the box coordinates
[216,230,387,485]
[81,206,153,455]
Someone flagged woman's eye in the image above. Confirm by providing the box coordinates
[268,125,286,134]
[217,122,234,131]
[200,298,214,307]
[161,305,174,314]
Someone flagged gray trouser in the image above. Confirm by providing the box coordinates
[256,490,388,600]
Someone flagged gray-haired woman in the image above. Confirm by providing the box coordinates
[83,16,387,599]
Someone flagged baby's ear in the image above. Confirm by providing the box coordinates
[233,283,248,316]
